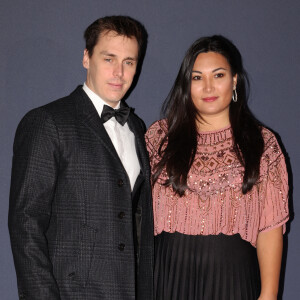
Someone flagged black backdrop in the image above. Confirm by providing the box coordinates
[1,1,299,299]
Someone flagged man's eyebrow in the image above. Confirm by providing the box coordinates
[100,51,116,57]
[100,51,137,61]
[124,57,137,61]
[192,67,228,73]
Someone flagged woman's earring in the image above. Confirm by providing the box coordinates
[232,88,237,102]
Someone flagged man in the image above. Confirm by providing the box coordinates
[8,16,153,300]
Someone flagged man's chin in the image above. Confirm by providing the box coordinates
[106,93,126,103]
[103,97,124,107]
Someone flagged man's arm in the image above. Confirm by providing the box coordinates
[8,108,61,300]
[257,226,283,300]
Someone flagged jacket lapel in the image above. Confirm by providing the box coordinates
[72,86,149,177]
[73,86,121,163]
[126,109,148,177]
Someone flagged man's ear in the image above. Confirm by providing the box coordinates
[82,49,89,69]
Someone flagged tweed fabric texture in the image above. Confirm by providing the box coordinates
[9,86,154,300]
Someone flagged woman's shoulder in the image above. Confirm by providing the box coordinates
[146,119,168,138]
[261,126,276,143]
[145,119,168,155]
[261,126,282,151]
[260,126,285,168]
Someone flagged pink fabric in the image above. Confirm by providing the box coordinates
[145,119,289,247]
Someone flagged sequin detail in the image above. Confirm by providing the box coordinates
[145,119,289,247]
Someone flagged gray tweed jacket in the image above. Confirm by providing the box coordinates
[8,86,154,300]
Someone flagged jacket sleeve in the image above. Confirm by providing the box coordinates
[8,108,61,300]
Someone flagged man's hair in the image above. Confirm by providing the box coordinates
[84,16,145,57]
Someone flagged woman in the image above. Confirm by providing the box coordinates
[145,35,289,300]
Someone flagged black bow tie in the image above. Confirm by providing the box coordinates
[101,104,131,126]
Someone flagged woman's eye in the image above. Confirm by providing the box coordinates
[192,75,201,80]
[215,73,224,78]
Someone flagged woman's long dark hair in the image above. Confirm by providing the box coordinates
[152,35,264,196]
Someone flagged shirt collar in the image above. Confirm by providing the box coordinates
[82,82,120,116]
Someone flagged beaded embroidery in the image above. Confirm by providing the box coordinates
[146,120,289,247]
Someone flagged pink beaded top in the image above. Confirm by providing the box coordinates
[145,119,289,247]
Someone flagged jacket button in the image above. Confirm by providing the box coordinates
[68,272,76,278]
[118,212,125,219]
[118,243,125,251]
[118,179,124,187]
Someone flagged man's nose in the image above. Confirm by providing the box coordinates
[113,62,124,78]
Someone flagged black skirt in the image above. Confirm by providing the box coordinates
[154,232,260,300]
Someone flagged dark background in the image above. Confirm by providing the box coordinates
[1,1,299,299]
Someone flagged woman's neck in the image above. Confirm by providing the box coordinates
[196,115,230,132]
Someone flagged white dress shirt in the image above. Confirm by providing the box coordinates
[83,83,140,190]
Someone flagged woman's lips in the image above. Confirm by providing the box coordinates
[202,96,218,102]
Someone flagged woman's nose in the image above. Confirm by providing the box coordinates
[203,78,214,92]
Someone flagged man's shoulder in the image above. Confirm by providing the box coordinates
[43,85,83,112]
[15,86,85,137]
[23,86,83,120]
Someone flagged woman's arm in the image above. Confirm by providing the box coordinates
[256,226,283,300]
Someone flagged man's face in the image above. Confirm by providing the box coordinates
[83,31,139,107]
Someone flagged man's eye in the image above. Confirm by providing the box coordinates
[125,61,134,66]
[104,58,112,62]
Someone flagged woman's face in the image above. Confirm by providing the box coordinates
[190,51,237,126]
